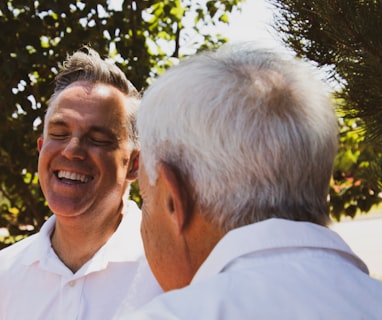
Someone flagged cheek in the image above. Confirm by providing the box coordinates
[140,207,171,285]
[141,210,161,274]
[140,209,151,248]
[140,206,156,258]
[37,144,51,175]
[37,139,61,166]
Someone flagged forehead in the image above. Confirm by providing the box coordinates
[46,82,130,130]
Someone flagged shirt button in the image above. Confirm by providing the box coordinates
[68,280,75,287]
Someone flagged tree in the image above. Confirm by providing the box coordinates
[0,0,244,248]
[269,0,382,220]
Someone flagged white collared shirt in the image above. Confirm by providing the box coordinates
[0,201,162,320]
[116,218,382,320]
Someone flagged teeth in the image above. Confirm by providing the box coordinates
[57,170,91,183]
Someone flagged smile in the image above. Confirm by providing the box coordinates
[55,170,93,183]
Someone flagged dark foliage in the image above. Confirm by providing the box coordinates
[0,0,243,247]
[271,0,382,219]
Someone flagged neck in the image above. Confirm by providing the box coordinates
[162,210,224,292]
[51,212,122,273]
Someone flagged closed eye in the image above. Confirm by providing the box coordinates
[47,120,69,140]
[88,137,114,146]
[49,132,69,140]
[88,127,118,147]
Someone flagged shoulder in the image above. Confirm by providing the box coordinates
[0,233,38,271]
[116,275,241,319]
[117,253,382,319]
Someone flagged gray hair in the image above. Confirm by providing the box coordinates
[138,43,338,232]
[45,46,140,150]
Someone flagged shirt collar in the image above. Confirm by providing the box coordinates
[21,200,144,268]
[192,218,368,284]
[96,200,144,262]
[21,214,56,266]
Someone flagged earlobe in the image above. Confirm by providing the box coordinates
[158,162,191,234]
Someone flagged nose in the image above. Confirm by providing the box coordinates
[61,137,86,160]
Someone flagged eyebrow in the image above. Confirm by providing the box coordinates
[47,119,67,129]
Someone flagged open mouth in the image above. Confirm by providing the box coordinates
[54,170,93,184]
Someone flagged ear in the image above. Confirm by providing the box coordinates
[37,137,44,152]
[126,149,140,181]
[157,162,191,234]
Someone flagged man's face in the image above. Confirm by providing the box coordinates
[138,159,225,292]
[138,161,193,291]
[138,161,173,290]
[37,81,136,219]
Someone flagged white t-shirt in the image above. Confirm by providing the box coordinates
[115,218,382,320]
[0,201,162,320]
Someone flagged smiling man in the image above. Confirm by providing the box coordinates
[0,47,161,320]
